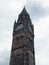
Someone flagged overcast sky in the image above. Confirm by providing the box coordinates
[0,0,49,65]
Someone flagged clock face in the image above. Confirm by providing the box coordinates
[16,24,24,31]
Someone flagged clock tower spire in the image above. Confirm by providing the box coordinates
[9,7,35,65]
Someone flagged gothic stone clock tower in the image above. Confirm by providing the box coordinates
[9,7,35,65]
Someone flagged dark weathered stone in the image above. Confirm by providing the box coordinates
[9,7,35,65]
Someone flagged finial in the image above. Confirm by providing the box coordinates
[21,6,27,14]
[14,20,17,29]
[14,20,16,24]
[23,6,26,10]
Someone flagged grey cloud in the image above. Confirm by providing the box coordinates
[0,49,10,65]
[25,2,49,20]
[0,0,21,19]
